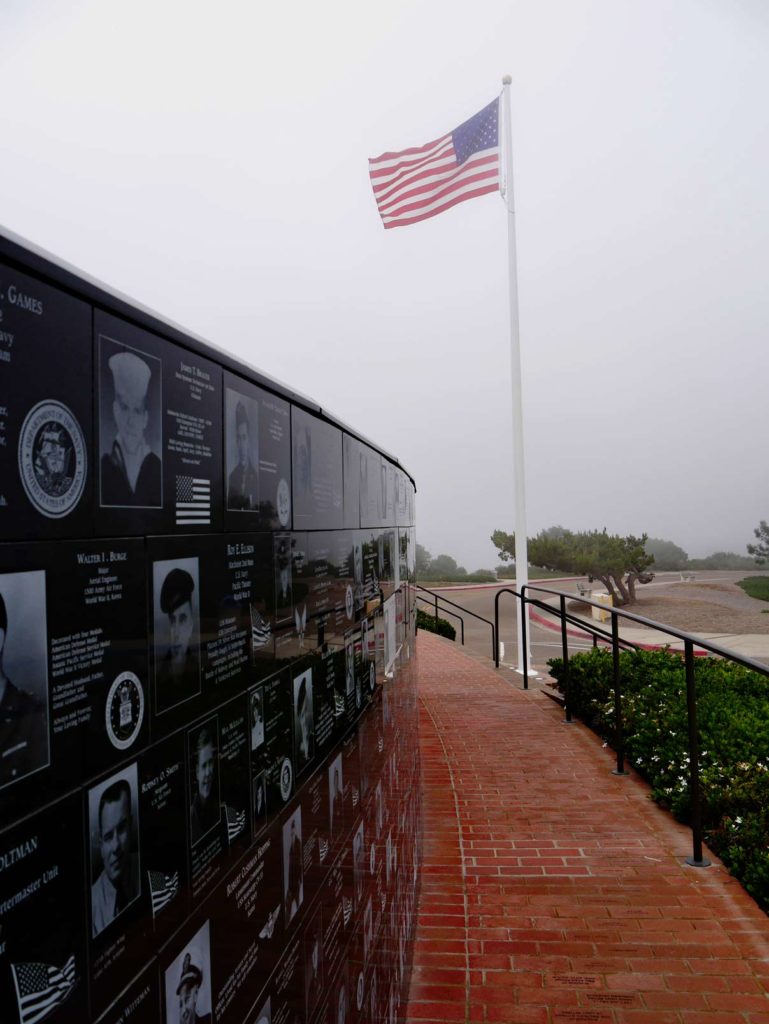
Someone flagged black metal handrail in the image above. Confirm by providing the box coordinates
[416,584,497,662]
[415,593,465,645]
[493,582,769,868]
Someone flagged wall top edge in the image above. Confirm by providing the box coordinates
[0,224,416,491]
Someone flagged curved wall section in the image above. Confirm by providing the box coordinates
[0,230,421,1024]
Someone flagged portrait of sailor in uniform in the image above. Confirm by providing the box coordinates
[154,561,201,714]
[100,342,162,508]
[227,397,259,511]
[0,576,49,790]
[165,926,213,1024]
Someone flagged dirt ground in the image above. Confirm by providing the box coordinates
[571,580,769,634]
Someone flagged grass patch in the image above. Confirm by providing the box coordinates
[738,576,769,603]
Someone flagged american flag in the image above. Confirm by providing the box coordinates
[224,804,246,842]
[369,98,499,229]
[251,607,272,649]
[259,904,280,939]
[175,476,211,525]
[11,955,76,1024]
[148,869,179,916]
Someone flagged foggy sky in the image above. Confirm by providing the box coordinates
[1,0,767,571]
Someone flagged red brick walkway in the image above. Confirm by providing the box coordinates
[406,633,769,1024]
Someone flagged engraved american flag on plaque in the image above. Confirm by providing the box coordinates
[175,476,211,525]
[11,955,76,1024]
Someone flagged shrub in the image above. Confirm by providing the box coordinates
[416,608,456,641]
[548,647,769,911]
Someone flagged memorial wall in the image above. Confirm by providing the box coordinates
[0,231,421,1024]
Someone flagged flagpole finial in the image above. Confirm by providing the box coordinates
[502,75,512,85]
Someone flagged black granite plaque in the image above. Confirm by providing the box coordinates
[139,734,188,941]
[223,373,292,532]
[257,669,295,811]
[186,700,249,905]
[148,535,253,735]
[0,539,147,820]
[302,902,325,1023]
[245,934,303,1024]
[342,436,361,530]
[320,844,354,995]
[291,408,343,531]
[160,917,214,1024]
[394,470,408,528]
[95,312,222,536]
[296,765,331,901]
[98,961,160,1024]
[205,817,284,1023]
[274,533,314,665]
[0,265,92,539]
[357,447,383,530]
[0,794,87,1024]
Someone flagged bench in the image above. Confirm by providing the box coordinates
[679,573,696,583]
[575,581,592,598]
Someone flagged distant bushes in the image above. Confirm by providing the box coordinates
[548,647,769,912]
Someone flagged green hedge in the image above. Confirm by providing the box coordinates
[548,647,769,911]
[416,608,457,641]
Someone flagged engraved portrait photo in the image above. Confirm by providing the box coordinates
[283,804,304,926]
[252,770,267,832]
[188,718,221,847]
[328,752,344,839]
[293,668,314,773]
[274,533,293,625]
[98,334,162,508]
[293,422,312,506]
[89,762,141,938]
[0,569,49,790]
[225,387,259,512]
[153,557,201,714]
[164,920,213,1024]
[250,686,265,751]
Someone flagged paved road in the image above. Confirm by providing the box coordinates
[416,571,768,680]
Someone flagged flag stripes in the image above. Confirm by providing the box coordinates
[175,476,211,525]
[11,955,76,1024]
[225,804,246,842]
[148,869,179,916]
[369,98,499,229]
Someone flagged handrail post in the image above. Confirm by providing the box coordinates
[494,591,501,667]
[520,590,529,689]
[559,594,572,723]
[434,594,438,634]
[685,639,711,867]
[611,612,627,776]
[460,618,465,646]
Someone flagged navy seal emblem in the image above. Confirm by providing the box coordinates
[18,401,86,517]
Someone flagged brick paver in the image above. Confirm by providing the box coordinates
[406,633,769,1023]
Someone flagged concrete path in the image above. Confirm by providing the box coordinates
[406,633,769,1024]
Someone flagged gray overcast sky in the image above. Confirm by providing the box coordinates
[1,0,767,570]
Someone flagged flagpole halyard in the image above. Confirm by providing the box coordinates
[501,75,532,676]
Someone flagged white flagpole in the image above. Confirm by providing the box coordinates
[501,74,531,674]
